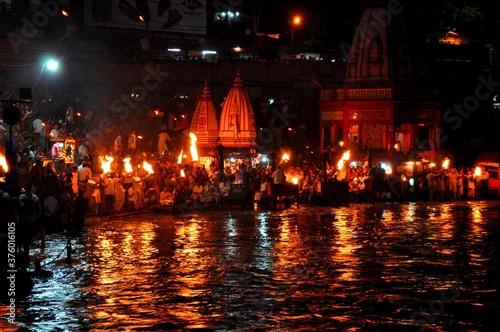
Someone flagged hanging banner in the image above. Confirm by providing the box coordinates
[84,0,206,34]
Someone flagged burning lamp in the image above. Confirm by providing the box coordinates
[99,155,114,174]
[0,154,8,173]
[123,157,133,173]
[337,150,351,169]
[474,166,481,177]
[189,132,199,162]
[292,177,299,185]
[141,161,154,175]
[177,150,184,164]
[442,158,450,169]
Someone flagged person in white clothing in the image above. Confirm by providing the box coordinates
[18,182,41,265]
[113,173,126,212]
[78,162,93,195]
[254,176,270,204]
[43,191,59,231]
[101,174,115,214]
[272,165,286,184]
[113,131,123,157]
[157,128,171,157]
[128,130,137,154]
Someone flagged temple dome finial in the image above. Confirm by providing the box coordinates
[233,68,243,87]
[201,78,210,97]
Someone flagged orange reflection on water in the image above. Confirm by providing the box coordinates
[274,216,296,270]
[436,204,455,241]
[332,209,358,282]
[468,203,486,238]
[88,222,160,328]
[168,218,209,327]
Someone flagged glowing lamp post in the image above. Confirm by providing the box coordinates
[291,15,301,44]
[44,58,59,154]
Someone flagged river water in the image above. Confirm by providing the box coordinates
[2,200,500,331]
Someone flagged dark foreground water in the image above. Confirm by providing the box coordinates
[2,200,500,331]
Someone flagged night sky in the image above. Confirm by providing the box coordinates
[255,0,369,39]
[233,0,500,47]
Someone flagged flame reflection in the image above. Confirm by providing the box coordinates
[86,222,159,327]
[10,201,499,331]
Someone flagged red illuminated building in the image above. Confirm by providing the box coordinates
[319,6,441,165]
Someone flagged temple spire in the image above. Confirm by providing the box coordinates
[218,71,256,148]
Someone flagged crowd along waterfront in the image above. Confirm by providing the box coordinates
[1,200,499,331]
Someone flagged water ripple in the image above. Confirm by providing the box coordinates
[2,201,499,331]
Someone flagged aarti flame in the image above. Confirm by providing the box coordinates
[177,149,184,164]
[123,157,133,173]
[442,158,450,169]
[282,153,290,161]
[141,161,154,175]
[474,166,481,177]
[99,155,114,174]
[189,132,198,161]
[0,154,8,172]
[337,150,351,169]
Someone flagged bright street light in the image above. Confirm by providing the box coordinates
[43,57,60,154]
[46,59,59,71]
[291,15,302,44]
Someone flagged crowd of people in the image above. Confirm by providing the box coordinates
[1,92,496,269]
[417,166,490,201]
[1,137,495,270]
